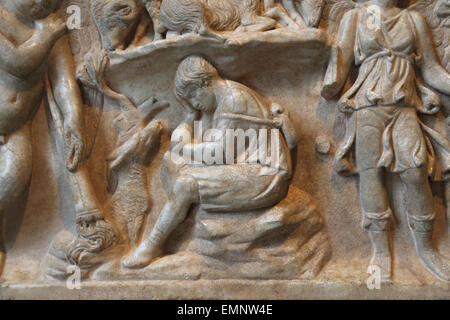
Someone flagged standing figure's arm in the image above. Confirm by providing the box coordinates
[411,11,450,96]
[321,9,358,100]
[0,14,66,78]
[48,35,85,171]
[47,35,106,224]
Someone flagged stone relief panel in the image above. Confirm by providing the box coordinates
[0,0,449,299]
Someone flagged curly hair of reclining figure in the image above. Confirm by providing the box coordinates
[174,56,219,102]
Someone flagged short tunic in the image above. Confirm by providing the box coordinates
[335,7,450,180]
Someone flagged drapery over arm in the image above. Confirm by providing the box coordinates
[321,9,358,100]
[410,11,450,96]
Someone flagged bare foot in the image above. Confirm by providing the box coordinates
[121,240,161,269]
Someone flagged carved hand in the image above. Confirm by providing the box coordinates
[337,98,355,114]
[63,121,85,172]
[421,103,441,115]
[83,51,110,94]
[185,110,200,125]
[35,13,67,42]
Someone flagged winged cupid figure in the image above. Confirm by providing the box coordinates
[322,0,450,282]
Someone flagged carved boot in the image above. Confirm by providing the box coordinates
[409,215,450,281]
[368,230,392,282]
[364,210,392,282]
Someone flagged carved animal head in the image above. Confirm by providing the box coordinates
[91,0,142,51]
[11,0,62,20]
[298,0,324,28]
[435,0,450,27]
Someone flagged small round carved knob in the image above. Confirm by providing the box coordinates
[315,135,331,155]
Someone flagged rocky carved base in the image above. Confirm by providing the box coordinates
[92,186,332,281]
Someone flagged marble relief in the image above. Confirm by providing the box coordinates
[0,0,450,299]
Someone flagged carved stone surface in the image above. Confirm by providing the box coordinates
[1,0,450,299]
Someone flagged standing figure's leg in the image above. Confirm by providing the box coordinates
[0,209,5,276]
[122,175,199,269]
[356,114,393,282]
[359,168,393,282]
[0,125,33,277]
[400,167,450,281]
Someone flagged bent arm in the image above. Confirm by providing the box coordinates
[321,9,357,99]
[411,11,450,96]
[0,30,58,78]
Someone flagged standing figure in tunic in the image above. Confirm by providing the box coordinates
[322,0,450,281]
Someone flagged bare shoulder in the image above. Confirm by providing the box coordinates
[219,82,253,114]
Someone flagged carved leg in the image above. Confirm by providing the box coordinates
[197,24,226,43]
[153,24,165,41]
[145,0,164,40]
[360,168,392,282]
[445,180,450,230]
[0,125,32,278]
[409,216,450,281]
[236,15,277,33]
[401,168,450,281]
[366,216,392,282]
[265,6,305,30]
[122,175,199,269]
[0,210,5,277]
[66,164,105,225]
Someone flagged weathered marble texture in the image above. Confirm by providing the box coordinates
[1,0,450,299]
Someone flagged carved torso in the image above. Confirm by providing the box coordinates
[350,8,421,109]
[213,80,291,174]
[0,3,48,135]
